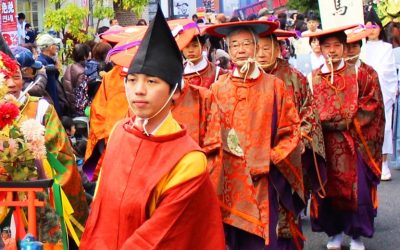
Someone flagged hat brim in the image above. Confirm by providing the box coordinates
[346,26,373,43]
[272,29,297,38]
[302,24,359,38]
[168,19,200,51]
[31,61,43,69]
[109,20,199,67]
[204,21,279,38]
[101,26,147,43]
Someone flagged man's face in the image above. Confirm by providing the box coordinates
[6,67,24,98]
[320,36,344,64]
[256,36,279,67]
[307,20,319,32]
[182,39,203,64]
[345,42,361,64]
[125,73,180,118]
[228,30,257,67]
[48,44,59,57]
[1,232,9,240]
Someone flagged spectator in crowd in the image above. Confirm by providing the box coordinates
[309,37,325,70]
[230,16,240,22]
[62,116,77,148]
[192,14,199,22]
[97,26,109,35]
[17,13,26,45]
[110,18,119,26]
[215,13,227,24]
[24,23,36,44]
[258,7,274,19]
[21,43,39,59]
[247,14,258,21]
[136,19,147,26]
[63,43,91,117]
[278,12,287,30]
[36,33,65,116]
[11,46,49,99]
[303,14,321,35]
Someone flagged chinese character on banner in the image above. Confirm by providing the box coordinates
[318,0,364,29]
[1,0,18,45]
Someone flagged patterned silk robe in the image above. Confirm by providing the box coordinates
[311,62,384,210]
[172,83,221,170]
[210,71,302,244]
[22,96,89,238]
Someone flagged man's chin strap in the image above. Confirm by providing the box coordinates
[326,55,343,85]
[344,54,359,62]
[125,81,179,136]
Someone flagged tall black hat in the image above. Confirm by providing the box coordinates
[128,4,183,89]
[0,33,15,59]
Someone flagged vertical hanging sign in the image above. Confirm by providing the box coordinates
[1,0,18,45]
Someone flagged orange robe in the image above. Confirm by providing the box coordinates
[183,60,225,88]
[84,65,128,180]
[210,71,303,243]
[80,117,225,249]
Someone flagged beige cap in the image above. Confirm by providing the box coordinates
[36,34,62,47]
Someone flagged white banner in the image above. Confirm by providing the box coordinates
[318,0,364,29]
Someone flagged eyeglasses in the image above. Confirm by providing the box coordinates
[229,40,255,50]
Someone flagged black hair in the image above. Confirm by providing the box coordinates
[277,13,287,19]
[192,14,198,19]
[109,18,118,25]
[247,14,258,21]
[318,31,347,45]
[25,23,32,29]
[230,16,240,22]
[136,19,147,26]
[364,9,387,42]
[308,14,320,22]
[61,116,74,131]
[97,26,109,35]
[18,13,25,20]
[309,36,318,46]
[196,19,205,24]
[72,44,91,63]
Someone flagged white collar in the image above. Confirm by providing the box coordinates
[321,59,345,73]
[233,65,261,79]
[184,56,208,74]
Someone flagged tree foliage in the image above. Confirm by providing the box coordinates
[287,0,319,14]
[114,0,150,17]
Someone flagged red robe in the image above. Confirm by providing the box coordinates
[80,119,225,250]
[183,60,225,88]
[210,71,302,243]
[311,62,384,210]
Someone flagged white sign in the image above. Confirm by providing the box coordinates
[173,0,197,19]
[318,0,364,29]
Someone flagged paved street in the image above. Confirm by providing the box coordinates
[303,169,400,250]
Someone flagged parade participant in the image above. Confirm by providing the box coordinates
[205,21,304,249]
[256,29,327,237]
[362,13,397,181]
[303,25,385,250]
[1,34,88,248]
[182,33,224,88]
[1,227,16,250]
[80,6,225,249]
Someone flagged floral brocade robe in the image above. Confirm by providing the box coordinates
[172,83,220,170]
[211,72,302,242]
[312,63,384,210]
[22,96,88,237]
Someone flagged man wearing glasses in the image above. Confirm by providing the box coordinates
[205,21,304,249]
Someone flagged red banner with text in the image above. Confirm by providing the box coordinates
[1,0,18,45]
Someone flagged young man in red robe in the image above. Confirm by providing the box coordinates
[205,21,305,249]
[80,6,225,250]
[304,25,385,250]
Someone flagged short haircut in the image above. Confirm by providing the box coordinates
[25,23,32,29]
[227,27,258,43]
[109,18,118,25]
[318,31,347,45]
[72,44,91,63]
[97,26,109,35]
[136,19,147,26]
[61,116,74,131]
[18,13,25,20]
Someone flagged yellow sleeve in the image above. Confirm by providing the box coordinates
[148,151,207,216]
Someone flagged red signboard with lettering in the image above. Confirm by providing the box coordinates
[1,0,18,45]
[234,0,288,20]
